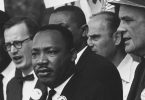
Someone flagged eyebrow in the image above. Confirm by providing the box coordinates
[32,46,58,51]
[120,16,133,20]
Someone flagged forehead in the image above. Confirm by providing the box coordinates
[49,11,74,24]
[4,22,29,41]
[119,5,145,19]
[88,16,109,35]
[33,30,65,48]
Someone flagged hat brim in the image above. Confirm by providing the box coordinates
[109,0,145,9]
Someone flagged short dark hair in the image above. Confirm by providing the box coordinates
[4,16,39,39]
[37,24,74,50]
[91,11,120,36]
[52,6,86,27]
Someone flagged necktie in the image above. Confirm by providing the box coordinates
[0,74,4,100]
[127,57,145,100]
[47,89,56,100]
[18,74,34,84]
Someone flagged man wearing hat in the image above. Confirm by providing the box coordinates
[110,0,145,100]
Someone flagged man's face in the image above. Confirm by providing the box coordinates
[87,16,116,58]
[118,5,145,56]
[49,11,82,51]
[4,22,32,71]
[32,30,72,87]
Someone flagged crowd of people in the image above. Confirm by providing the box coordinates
[0,0,145,100]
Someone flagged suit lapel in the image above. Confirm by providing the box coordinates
[76,47,91,73]
[6,69,23,100]
[61,72,81,100]
[134,59,145,100]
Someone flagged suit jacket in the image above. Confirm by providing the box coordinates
[72,47,123,100]
[6,69,38,100]
[127,58,145,100]
[6,69,23,100]
[32,47,123,100]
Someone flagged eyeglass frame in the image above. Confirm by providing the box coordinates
[4,37,30,51]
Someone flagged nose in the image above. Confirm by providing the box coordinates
[10,45,18,54]
[117,21,127,34]
[37,53,48,66]
[87,37,93,47]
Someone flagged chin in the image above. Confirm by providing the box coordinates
[125,48,134,54]
[15,63,27,70]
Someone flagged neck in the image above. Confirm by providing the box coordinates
[110,49,126,67]
[51,62,76,88]
[21,65,33,76]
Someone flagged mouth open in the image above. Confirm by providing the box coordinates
[12,56,23,63]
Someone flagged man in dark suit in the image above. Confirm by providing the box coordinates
[48,5,123,100]
[32,24,122,100]
[110,0,145,100]
[4,16,39,100]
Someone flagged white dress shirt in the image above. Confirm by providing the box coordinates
[22,71,38,100]
[75,46,87,64]
[117,54,139,100]
[47,75,73,100]
[1,61,16,100]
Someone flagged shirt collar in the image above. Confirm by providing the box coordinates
[47,75,73,95]
[117,54,133,83]
[22,70,36,77]
[75,46,87,64]
[2,61,16,78]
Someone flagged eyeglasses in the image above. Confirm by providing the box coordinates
[4,37,30,51]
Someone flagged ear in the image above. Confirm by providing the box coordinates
[113,31,121,46]
[80,24,88,37]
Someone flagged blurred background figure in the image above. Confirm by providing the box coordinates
[4,0,45,24]
[41,0,116,25]
[49,6,88,59]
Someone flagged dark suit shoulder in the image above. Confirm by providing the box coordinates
[75,47,123,100]
[7,77,22,100]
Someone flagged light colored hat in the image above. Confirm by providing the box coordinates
[109,0,145,9]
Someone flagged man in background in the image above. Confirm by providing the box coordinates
[109,0,145,100]
[49,6,123,100]
[87,11,139,100]
[4,17,39,100]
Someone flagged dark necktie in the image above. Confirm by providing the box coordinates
[127,57,145,100]
[0,74,4,100]
[18,74,34,84]
[47,89,56,100]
